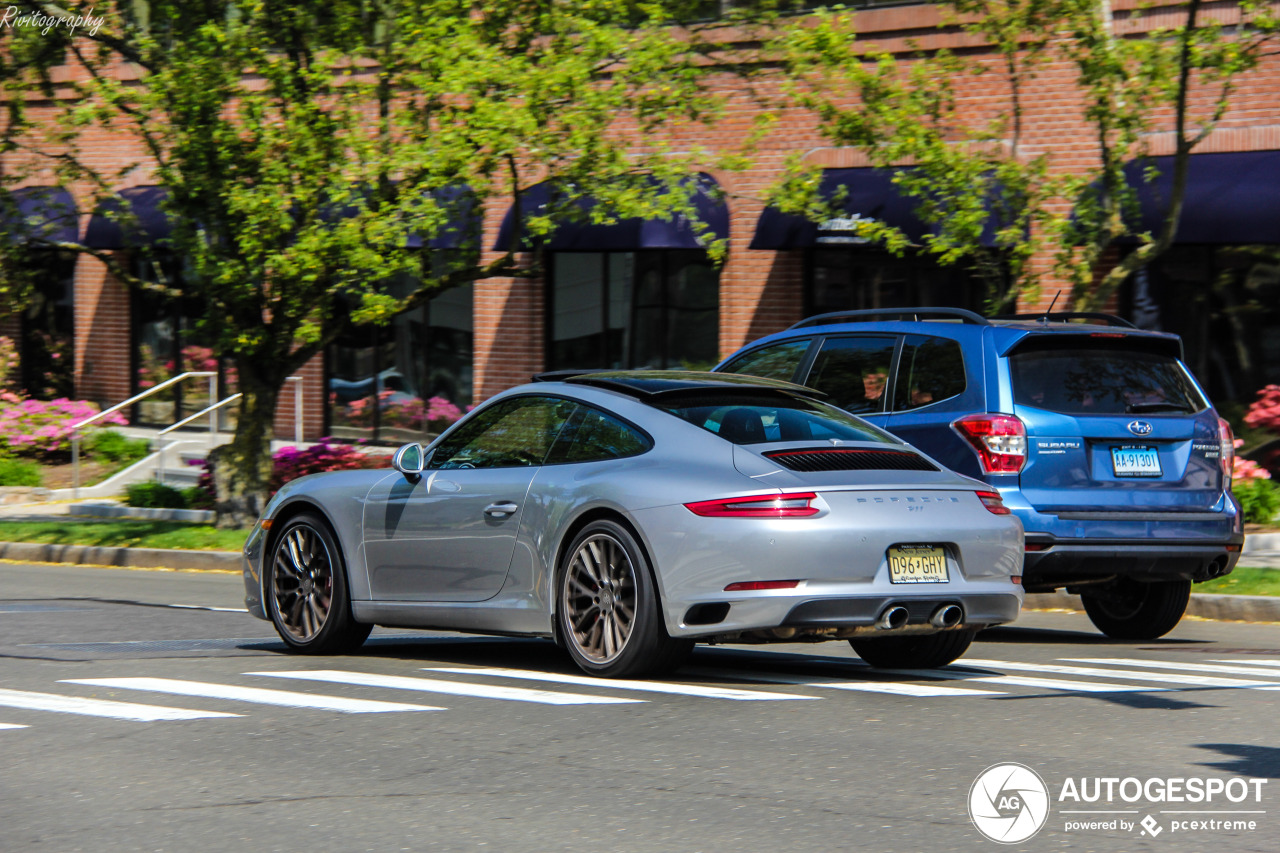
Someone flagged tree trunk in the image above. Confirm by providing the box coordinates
[210,377,280,529]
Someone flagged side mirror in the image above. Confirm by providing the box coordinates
[392,443,425,483]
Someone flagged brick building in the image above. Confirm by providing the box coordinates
[6,3,1279,442]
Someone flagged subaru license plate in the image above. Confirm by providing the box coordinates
[887,544,949,584]
[1111,445,1162,478]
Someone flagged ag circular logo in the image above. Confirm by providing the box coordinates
[969,763,1050,844]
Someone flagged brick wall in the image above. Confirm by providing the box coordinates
[6,4,1280,405]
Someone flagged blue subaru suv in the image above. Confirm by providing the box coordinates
[715,308,1244,639]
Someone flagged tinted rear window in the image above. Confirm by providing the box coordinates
[655,392,898,446]
[1010,349,1206,415]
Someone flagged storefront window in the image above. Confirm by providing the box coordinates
[806,249,984,317]
[326,279,474,444]
[547,250,720,371]
[1127,245,1280,408]
[18,250,76,398]
[130,253,234,426]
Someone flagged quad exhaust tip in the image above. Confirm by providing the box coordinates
[930,604,964,629]
[876,606,910,630]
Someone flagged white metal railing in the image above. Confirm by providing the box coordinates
[71,371,216,497]
[155,393,242,486]
[70,372,305,497]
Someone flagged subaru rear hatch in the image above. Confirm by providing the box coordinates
[1004,333,1227,513]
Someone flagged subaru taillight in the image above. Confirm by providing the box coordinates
[976,490,1011,515]
[1218,417,1235,483]
[953,414,1028,474]
[684,492,819,518]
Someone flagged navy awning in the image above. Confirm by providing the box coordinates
[4,186,79,244]
[405,185,480,250]
[750,168,932,250]
[84,186,171,249]
[1124,151,1280,244]
[86,184,478,250]
[493,173,728,252]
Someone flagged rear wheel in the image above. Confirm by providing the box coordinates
[1080,578,1190,640]
[267,513,371,654]
[850,629,977,669]
[557,520,692,678]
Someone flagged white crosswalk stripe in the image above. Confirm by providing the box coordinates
[1211,659,1280,671]
[681,667,1004,697]
[0,723,30,730]
[961,659,1276,688]
[0,687,239,722]
[62,678,442,714]
[1067,657,1280,679]
[425,667,818,700]
[249,670,645,705]
[799,661,1161,694]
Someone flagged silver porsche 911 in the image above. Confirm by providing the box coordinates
[243,371,1024,676]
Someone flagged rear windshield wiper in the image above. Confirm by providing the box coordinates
[1126,402,1192,414]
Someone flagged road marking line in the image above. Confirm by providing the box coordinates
[681,668,1003,697]
[249,670,644,706]
[62,678,441,714]
[1068,658,1280,679]
[966,674,1159,693]
[961,659,1274,688]
[424,667,817,701]
[1212,659,1280,670]
[0,687,239,722]
[0,723,30,730]
[165,604,246,613]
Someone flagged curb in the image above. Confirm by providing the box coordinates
[67,503,216,524]
[0,541,240,572]
[1245,532,1280,552]
[1024,590,1280,624]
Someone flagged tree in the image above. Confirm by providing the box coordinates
[772,0,1280,312]
[13,0,737,525]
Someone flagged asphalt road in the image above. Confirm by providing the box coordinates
[2,562,1279,853]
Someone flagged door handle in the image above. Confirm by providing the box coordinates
[484,501,520,518]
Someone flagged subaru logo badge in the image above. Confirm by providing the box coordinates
[1128,420,1154,436]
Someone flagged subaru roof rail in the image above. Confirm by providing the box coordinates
[991,312,1136,329]
[787,307,990,330]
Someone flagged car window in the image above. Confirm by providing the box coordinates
[1010,347,1207,415]
[429,396,577,469]
[720,339,811,383]
[893,334,967,411]
[656,392,898,446]
[803,336,897,414]
[548,405,653,464]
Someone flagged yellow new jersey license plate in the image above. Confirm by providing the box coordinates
[887,544,949,584]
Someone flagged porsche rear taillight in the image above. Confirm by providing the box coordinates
[976,490,1011,515]
[1218,417,1235,483]
[953,413,1027,475]
[684,492,819,518]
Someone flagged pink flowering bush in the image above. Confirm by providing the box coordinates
[1244,385,1280,434]
[0,391,127,458]
[268,439,385,495]
[1233,441,1280,525]
[1233,440,1271,482]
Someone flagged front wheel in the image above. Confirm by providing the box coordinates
[850,629,977,669]
[557,520,691,678]
[1081,578,1190,640]
[267,513,372,654]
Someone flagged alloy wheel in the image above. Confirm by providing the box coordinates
[562,533,638,664]
[271,523,335,643]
